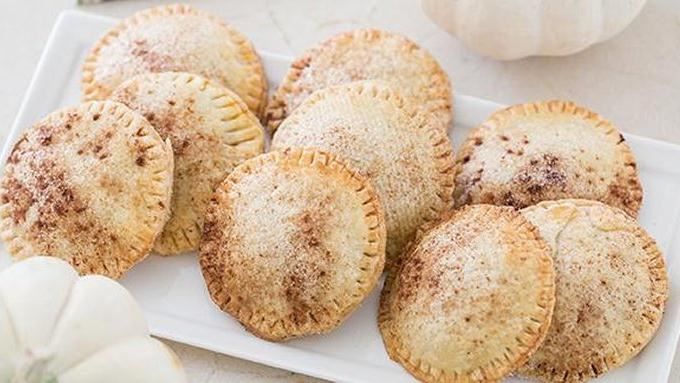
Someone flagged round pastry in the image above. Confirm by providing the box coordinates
[111,72,265,255]
[0,101,173,279]
[82,4,267,117]
[519,199,668,382]
[379,204,555,383]
[265,28,452,132]
[454,100,643,217]
[271,81,455,265]
[199,148,386,341]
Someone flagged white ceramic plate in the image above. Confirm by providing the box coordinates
[1,10,679,383]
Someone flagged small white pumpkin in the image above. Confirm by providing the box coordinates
[0,256,187,383]
[422,0,647,60]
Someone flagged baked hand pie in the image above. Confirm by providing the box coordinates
[265,28,452,133]
[379,204,555,382]
[454,101,642,217]
[0,101,173,279]
[199,148,386,341]
[519,199,667,382]
[82,4,267,117]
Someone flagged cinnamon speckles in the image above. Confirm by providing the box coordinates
[282,257,330,327]
[199,148,385,341]
[37,129,53,146]
[1,178,32,224]
[75,126,116,160]
[31,165,87,220]
[290,207,330,250]
[0,101,173,279]
[3,143,88,231]
[129,38,174,72]
[394,255,425,303]
[510,154,568,204]
[454,101,642,217]
[379,205,555,383]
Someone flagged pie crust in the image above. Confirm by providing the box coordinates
[199,148,386,341]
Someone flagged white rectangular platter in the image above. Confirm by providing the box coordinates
[1,10,679,383]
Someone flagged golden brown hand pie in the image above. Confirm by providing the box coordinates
[199,148,386,341]
[379,204,555,383]
[0,101,173,278]
[454,101,642,217]
[519,199,667,382]
[271,81,455,265]
[82,4,267,117]
[266,28,452,132]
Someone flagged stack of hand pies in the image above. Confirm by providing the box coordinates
[0,4,668,382]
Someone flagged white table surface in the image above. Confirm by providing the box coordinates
[1,0,679,382]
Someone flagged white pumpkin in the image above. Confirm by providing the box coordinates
[0,256,186,383]
[422,0,647,60]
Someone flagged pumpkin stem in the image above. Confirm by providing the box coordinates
[11,348,55,383]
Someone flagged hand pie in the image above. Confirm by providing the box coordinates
[266,29,452,133]
[519,199,667,382]
[379,204,555,382]
[199,148,386,341]
[0,101,173,278]
[82,4,267,117]
[454,101,642,217]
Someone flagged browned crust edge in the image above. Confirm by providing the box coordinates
[264,28,452,133]
[81,3,268,117]
[378,204,556,383]
[453,100,643,217]
[199,147,387,341]
[517,199,668,383]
